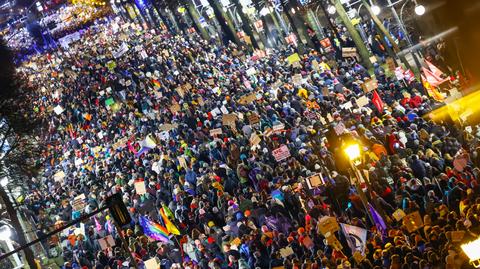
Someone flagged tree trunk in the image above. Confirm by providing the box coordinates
[206,0,239,45]
[0,186,37,269]
[231,0,260,49]
[361,0,412,70]
[331,0,373,70]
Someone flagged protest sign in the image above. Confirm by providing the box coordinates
[361,78,378,93]
[342,47,358,59]
[246,67,257,76]
[272,145,290,162]
[306,173,323,189]
[392,209,406,221]
[54,105,64,115]
[292,74,302,85]
[312,60,320,71]
[340,101,353,110]
[113,43,129,58]
[230,237,241,247]
[135,180,146,195]
[356,96,369,107]
[238,93,257,105]
[222,114,237,126]
[105,98,115,107]
[272,122,285,133]
[386,57,396,72]
[178,156,188,169]
[72,194,86,211]
[287,53,301,65]
[334,122,345,135]
[249,133,261,146]
[175,86,185,98]
[279,246,294,258]
[448,231,465,242]
[318,216,340,235]
[98,235,115,250]
[159,123,178,131]
[207,79,215,86]
[403,211,423,232]
[248,113,260,125]
[53,171,66,182]
[210,128,223,136]
[169,103,181,113]
[144,258,160,269]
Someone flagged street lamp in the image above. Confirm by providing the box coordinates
[414,4,425,16]
[462,238,480,268]
[327,5,336,14]
[344,143,361,166]
[371,4,380,15]
[0,226,23,268]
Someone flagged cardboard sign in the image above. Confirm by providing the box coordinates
[72,194,86,211]
[98,235,115,250]
[356,96,369,107]
[272,122,285,133]
[287,53,301,65]
[386,57,396,72]
[353,251,365,264]
[169,103,181,113]
[207,79,215,86]
[183,83,193,91]
[144,258,160,269]
[210,128,223,136]
[238,93,257,105]
[318,216,340,235]
[249,133,261,146]
[392,209,406,221]
[54,105,64,115]
[325,234,343,250]
[248,113,260,125]
[272,145,291,162]
[279,246,294,258]
[334,122,346,135]
[402,211,423,233]
[362,78,378,93]
[175,87,185,98]
[449,231,465,242]
[306,173,323,189]
[292,74,302,85]
[342,47,358,58]
[222,114,237,126]
[159,123,178,131]
[53,171,66,182]
[135,180,146,195]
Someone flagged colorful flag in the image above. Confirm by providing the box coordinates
[162,204,175,220]
[425,60,445,79]
[371,90,384,113]
[368,203,387,236]
[340,223,368,255]
[422,67,448,87]
[94,216,102,232]
[421,74,445,101]
[160,208,181,235]
[139,216,170,243]
[152,79,161,88]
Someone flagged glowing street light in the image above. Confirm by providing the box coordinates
[414,4,425,16]
[344,143,361,161]
[462,238,480,267]
[327,5,336,15]
[371,5,381,15]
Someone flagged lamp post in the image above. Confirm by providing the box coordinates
[0,226,23,269]
[343,143,373,223]
[462,237,480,268]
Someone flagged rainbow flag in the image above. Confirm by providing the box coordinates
[160,207,180,235]
[152,79,161,88]
[139,216,170,243]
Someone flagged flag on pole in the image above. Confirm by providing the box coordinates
[152,79,161,88]
[94,216,102,232]
[340,223,368,255]
[422,67,448,87]
[368,203,387,236]
[421,74,445,102]
[160,207,181,235]
[139,216,170,243]
[371,90,384,113]
[162,204,175,220]
[424,60,445,80]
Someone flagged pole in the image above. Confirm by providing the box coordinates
[0,205,109,261]
[360,0,412,70]
[330,0,373,70]
[113,221,139,268]
[386,0,422,73]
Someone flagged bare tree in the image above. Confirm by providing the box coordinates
[0,37,44,269]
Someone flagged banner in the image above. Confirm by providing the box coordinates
[272,145,290,162]
[341,223,368,255]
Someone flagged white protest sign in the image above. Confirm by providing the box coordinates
[54,105,64,115]
[72,194,86,211]
[272,145,291,162]
[98,235,116,250]
[135,180,146,195]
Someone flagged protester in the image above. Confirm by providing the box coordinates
[16,16,477,269]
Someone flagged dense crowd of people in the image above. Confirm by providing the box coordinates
[13,15,480,269]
